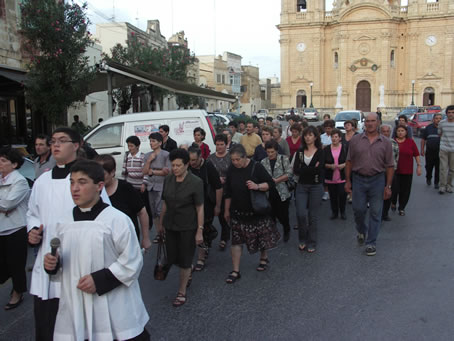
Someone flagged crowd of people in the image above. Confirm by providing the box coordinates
[0,105,453,340]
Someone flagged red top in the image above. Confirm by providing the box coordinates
[395,138,419,174]
[286,136,301,158]
[200,142,211,160]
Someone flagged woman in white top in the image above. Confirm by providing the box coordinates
[0,147,30,310]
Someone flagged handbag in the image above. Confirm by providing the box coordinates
[281,155,296,191]
[249,161,271,215]
[153,237,171,281]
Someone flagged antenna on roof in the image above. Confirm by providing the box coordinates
[112,0,116,21]
[135,8,139,27]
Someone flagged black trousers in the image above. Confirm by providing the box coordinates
[391,173,413,210]
[219,196,231,242]
[140,189,153,229]
[0,227,27,294]
[34,296,59,341]
[425,148,440,185]
[269,188,290,234]
[327,183,347,215]
[382,198,391,218]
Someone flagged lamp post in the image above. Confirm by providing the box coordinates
[310,82,314,108]
[411,80,415,106]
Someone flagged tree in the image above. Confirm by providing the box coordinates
[20,0,95,125]
[104,32,197,112]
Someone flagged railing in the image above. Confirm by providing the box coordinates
[400,6,408,13]
[325,11,332,19]
[427,2,439,12]
[296,12,307,20]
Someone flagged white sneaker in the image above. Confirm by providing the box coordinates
[446,187,453,193]
[322,192,329,201]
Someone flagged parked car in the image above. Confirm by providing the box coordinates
[257,109,270,117]
[334,110,365,133]
[303,108,319,121]
[395,106,420,126]
[425,105,441,113]
[84,109,216,177]
[284,109,300,118]
[407,113,434,137]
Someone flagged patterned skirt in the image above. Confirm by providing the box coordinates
[231,210,281,254]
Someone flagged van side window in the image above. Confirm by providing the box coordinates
[86,123,123,149]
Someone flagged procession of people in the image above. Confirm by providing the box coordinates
[1,105,454,340]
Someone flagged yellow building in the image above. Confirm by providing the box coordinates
[278,0,454,112]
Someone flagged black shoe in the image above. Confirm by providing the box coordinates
[330,214,338,220]
[283,232,290,242]
[340,213,347,220]
[4,294,24,311]
[365,245,376,256]
[382,215,392,222]
[434,184,439,189]
[426,179,431,186]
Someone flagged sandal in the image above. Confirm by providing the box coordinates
[194,260,205,272]
[225,271,241,284]
[398,210,405,216]
[307,246,316,253]
[391,204,397,212]
[256,258,269,272]
[218,240,227,251]
[172,292,187,307]
[298,243,306,251]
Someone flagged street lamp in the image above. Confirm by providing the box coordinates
[310,82,314,108]
[411,80,415,106]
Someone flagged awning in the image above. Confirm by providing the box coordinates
[89,60,237,103]
[0,65,27,84]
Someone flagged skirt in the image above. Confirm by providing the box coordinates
[231,210,280,254]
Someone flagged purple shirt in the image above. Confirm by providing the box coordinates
[347,133,394,176]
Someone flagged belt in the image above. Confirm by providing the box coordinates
[353,171,384,178]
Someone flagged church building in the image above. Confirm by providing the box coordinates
[278,0,454,112]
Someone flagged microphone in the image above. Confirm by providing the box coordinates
[50,238,60,257]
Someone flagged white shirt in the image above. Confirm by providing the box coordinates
[53,206,149,341]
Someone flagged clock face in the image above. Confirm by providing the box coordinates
[296,42,306,52]
[425,35,437,47]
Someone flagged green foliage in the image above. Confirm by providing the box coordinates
[20,0,96,125]
[104,33,198,112]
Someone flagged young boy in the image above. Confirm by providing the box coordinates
[43,160,149,340]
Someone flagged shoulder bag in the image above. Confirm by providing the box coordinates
[281,155,296,191]
[249,161,271,215]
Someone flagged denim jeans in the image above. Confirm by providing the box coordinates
[352,173,385,246]
[295,183,323,247]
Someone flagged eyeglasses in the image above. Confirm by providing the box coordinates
[50,139,75,145]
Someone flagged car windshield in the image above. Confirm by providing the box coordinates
[417,114,434,122]
[335,112,360,121]
[402,108,417,116]
[427,106,441,111]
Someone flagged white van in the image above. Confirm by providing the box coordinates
[84,110,216,177]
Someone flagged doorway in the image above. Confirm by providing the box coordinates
[423,87,435,106]
[296,90,307,109]
[356,80,371,112]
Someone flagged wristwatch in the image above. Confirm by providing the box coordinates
[386,185,392,189]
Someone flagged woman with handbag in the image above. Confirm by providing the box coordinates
[159,148,204,307]
[324,129,348,220]
[293,126,325,253]
[261,140,292,242]
[224,144,280,284]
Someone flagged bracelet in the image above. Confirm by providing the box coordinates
[256,184,260,191]
[198,225,204,230]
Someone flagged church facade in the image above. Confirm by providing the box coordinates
[278,0,454,112]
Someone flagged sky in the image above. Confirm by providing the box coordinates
[84,1,350,80]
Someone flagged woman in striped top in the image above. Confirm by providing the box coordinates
[122,136,146,191]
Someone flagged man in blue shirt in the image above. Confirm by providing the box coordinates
[421,113,442,189]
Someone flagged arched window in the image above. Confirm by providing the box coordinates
[297,0,306,12]
[390,50,395,68]
[334,52,339,69]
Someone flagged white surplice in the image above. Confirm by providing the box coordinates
[27,171,111,300]
[53,206,149,341]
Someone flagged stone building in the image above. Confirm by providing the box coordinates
[278,0,454,112]
[95,20,167,54]
[241,65,261,114]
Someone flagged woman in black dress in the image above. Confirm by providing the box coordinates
[224,144,280,284]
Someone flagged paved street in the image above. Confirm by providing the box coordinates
[1,136,454,341]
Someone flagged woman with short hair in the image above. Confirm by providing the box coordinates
[391,125,421,216]
[224,144,280,283]
[286,123,302,160]
[273,126,290,157]
[193,127,211,159]
[0,147,30,310]
[160,149,204,307]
